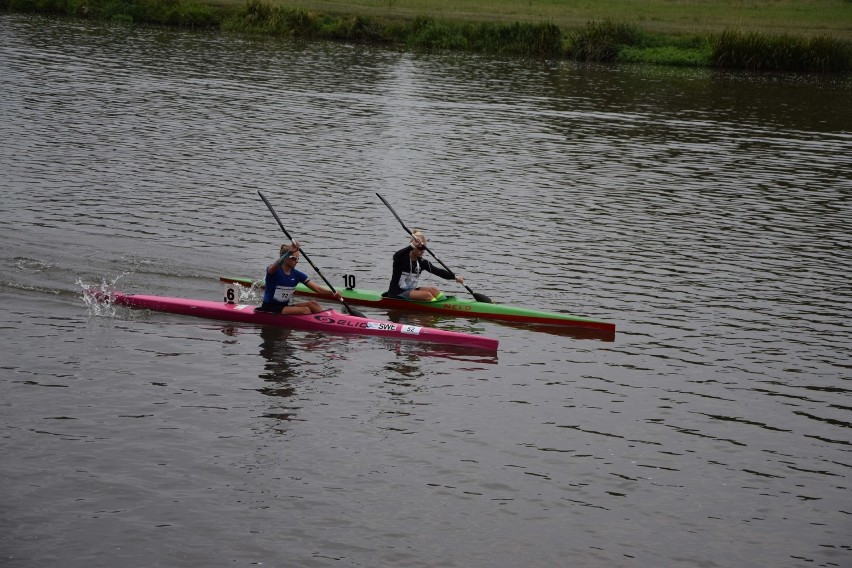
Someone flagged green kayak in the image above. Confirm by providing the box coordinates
[220,276,615,334]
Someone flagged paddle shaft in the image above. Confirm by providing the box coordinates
[375,193,492,303]
[258,191,365,318]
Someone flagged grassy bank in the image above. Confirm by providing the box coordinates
[229,0,852,40]
[3,0,851,72]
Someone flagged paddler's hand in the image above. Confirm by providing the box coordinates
[332,291,343,301]
[455,274,465,285]
[289,240,301,254]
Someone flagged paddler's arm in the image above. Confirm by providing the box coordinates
[304,280,343,301]
[423,259,465,285]
[267,251,291,274]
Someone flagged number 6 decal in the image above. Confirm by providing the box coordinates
[223,284,238,304]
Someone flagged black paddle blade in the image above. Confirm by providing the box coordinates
[345,304,367,319]
[472,292,493,304]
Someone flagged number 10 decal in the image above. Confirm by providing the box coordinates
[343,274,356,289]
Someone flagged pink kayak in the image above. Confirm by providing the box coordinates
[110,292,499,351]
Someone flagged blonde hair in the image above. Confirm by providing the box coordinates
[279,243,290,256]
[410,229,427,246]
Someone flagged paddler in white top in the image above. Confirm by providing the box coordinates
[384,230,465,302]
[257,240,342,314]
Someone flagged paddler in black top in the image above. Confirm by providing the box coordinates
[383,230,465,301]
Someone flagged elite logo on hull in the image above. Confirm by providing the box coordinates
[314,314,370,329]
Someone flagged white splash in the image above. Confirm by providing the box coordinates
[77,273,127,317]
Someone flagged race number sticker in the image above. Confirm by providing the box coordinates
[400,325,422,335]
[272,286,294,304]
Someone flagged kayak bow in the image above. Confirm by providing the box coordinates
[107,292,499,351]
[220,276,615,333]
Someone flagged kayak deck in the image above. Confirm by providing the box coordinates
[106,292,499,351]
[220,276,616,333]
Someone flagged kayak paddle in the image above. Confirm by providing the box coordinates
[258,191,366,319]
[376,192,493,304]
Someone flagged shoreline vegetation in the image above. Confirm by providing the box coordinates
[3,0,851,72]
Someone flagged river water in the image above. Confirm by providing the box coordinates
[1,13,850,568]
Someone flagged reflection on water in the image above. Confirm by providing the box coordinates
[257,326,301,430]
[258,326,299,385]
[256,325,346,423]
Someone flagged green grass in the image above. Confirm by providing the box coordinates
[225,0,852,40]
[4,0,219,25]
